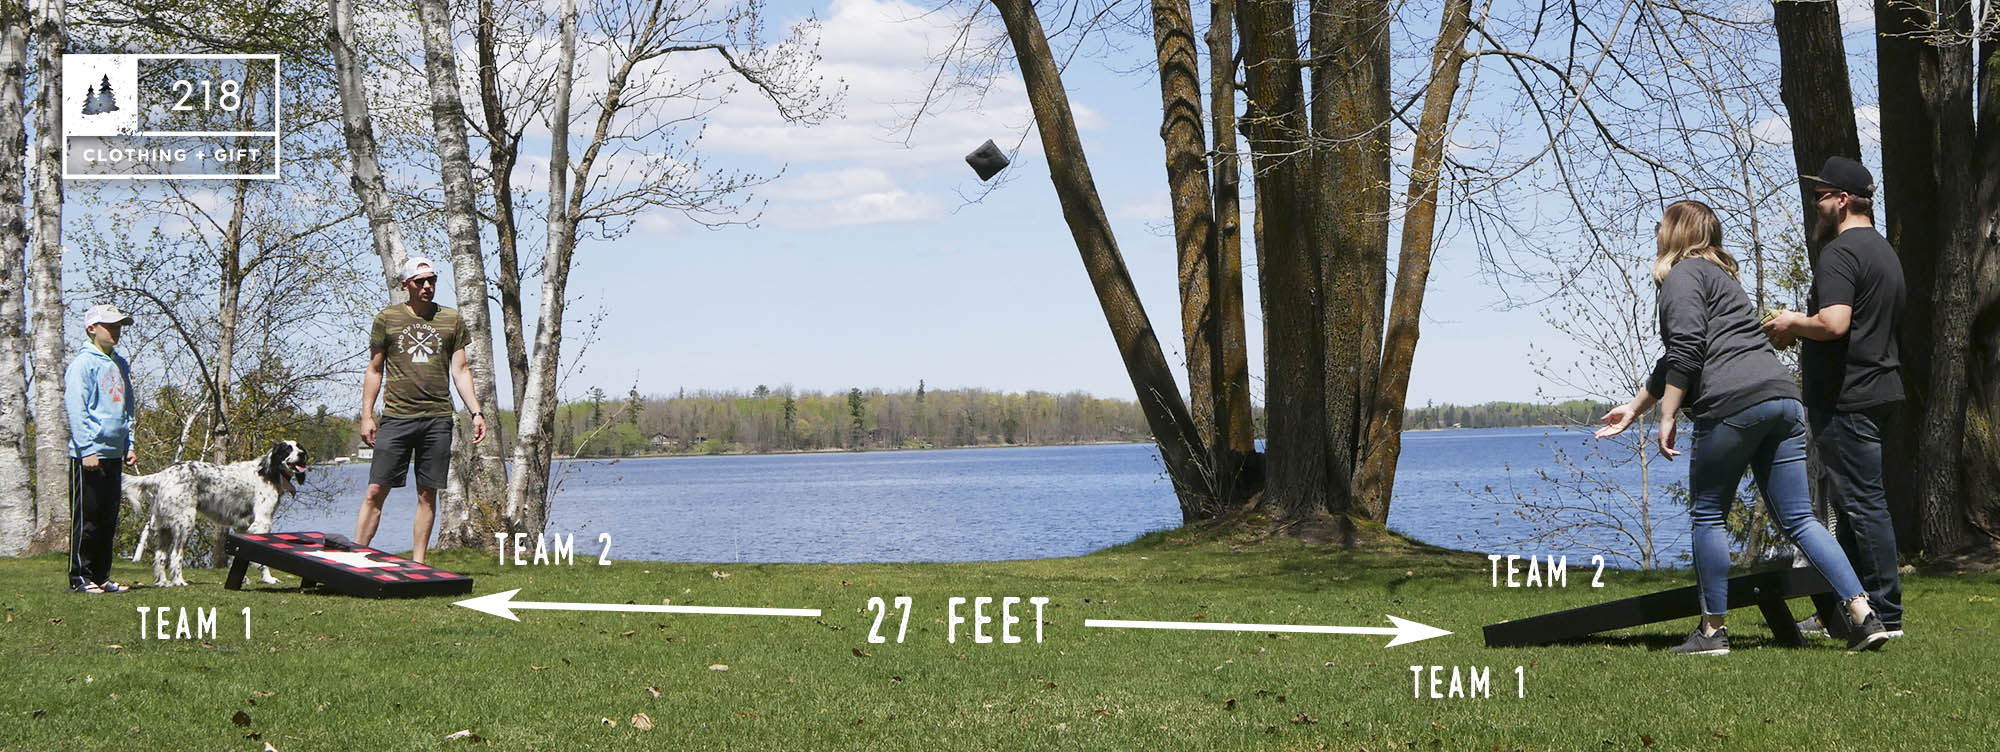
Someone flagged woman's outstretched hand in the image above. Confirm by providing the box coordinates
[1596,404,1637,438]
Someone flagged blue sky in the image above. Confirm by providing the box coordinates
[473,0,1564,408]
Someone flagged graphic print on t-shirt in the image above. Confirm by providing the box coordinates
[400,323,442,364]
[99,367,124,403]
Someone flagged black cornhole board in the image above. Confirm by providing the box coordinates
[223,531,474,598]
[1482,566,1843,648]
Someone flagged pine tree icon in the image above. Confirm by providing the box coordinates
[81,81,101,115]
[96,75,119,113]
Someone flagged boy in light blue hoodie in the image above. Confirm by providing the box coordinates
[65,304,137,593]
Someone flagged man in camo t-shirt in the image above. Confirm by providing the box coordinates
[355,257,486,563]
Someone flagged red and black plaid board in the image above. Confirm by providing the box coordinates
[224,531,474,598]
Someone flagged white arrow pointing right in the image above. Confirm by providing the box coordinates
[1083,614,1451,647]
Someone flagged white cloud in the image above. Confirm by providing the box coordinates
[1751,114,1792,145]
[1854,105,1881,148]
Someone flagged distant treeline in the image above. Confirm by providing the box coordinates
[1402,399,1614,430]
[553,383,1156,457]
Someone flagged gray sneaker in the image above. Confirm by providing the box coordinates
[1846,612,1890,652]
[1796,613,1847,640]
[1672,625,1730,656]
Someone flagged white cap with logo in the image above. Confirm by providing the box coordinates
[83,304,134,328]
[401,257,438,282]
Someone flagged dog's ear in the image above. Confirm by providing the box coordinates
[261,443,287,485]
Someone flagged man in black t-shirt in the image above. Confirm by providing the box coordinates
[1766,156,1906,638]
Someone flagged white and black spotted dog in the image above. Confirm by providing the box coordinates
[125,440,311,587]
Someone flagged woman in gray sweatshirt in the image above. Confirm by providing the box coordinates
[1594,200,1886,655]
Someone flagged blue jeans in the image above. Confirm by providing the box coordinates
[1809,404,1903,628]
[1688,398,1865,615]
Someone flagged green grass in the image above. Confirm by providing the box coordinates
[3,535,1995,750]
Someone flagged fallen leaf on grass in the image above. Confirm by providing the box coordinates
[49,617,61,624]
[31,709,45,719]
[231,710,252,727]
[708,664,729,671]
[852,648,871,658]
[645,686,661,699]
[264,743,279,752]
[1290,713,1316,725]
[1223,698,1236,710]
[619,631,635,638]
[600,717,616,727]
[442,729,482,742]
[106,644,122,650]
[710,570,731,579]
[1640,734,1655,747]
[631,713,653,731]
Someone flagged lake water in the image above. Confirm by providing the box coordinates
[278,427,1694,567]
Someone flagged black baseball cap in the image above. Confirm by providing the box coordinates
[1802,156,1874,198]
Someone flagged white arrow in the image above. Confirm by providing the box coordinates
[1083,614,1451,647]
[454,589,822,622]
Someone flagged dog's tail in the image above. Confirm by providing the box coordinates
[125,474,158,562]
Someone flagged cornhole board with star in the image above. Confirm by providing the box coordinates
[223,531,474,598]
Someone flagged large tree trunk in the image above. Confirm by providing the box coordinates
[415,0,510,547]
[329,0,411,301]
[1309,0,1392,523]
[1352,0,1472,522]
[1149,0,1228,520]
[504,0,578,536]
[26,0,66,552]
[475,0,530,413]
[1875,0,1981,554]
[1965,0,2000,548]
[0,14,35,555]
[989,0,1217,518]
[1238,0,1331,523]
[1205,0,1256,505]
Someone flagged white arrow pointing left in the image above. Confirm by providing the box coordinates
[454,589,822,622]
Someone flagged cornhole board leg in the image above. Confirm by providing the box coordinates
[1482,567,1833,647]
[223,548,251,591]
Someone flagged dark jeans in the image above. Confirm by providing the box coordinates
[1688,398,1866,615]
[67,456,123,589]
[1809,403,1903,628]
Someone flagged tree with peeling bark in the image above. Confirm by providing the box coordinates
[413,0,512,548]
[503,0,844,535]
[26,0,67,552]
[0,2,34,555]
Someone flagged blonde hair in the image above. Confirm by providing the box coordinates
[1652,200,1740,284]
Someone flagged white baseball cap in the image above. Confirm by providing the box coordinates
[400,257,438,282]
[83,304,134,328]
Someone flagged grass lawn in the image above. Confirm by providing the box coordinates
[2,532,1995,750]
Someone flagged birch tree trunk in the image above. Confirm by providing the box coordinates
[415,0,510,547]
[27,0,67,551]
[329,0,410,301]
[0,14,35,555]
[210,180,249,465]
[504,0,577,536]
[989,0,1217,517]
